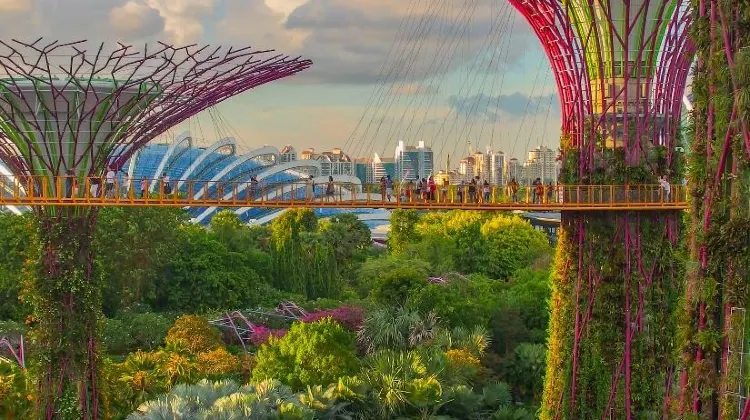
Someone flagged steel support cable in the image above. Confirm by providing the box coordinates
[358,0,450,160]
[431,2,511,163]
[345,0,425,156]
[446,5,515,163]
[521,69,552,157]
[429,1,512,163]
[351,2,444,161]
[372,0,455,159]
[378,0,461,147]
[508,55,547,160]
[342,0,422,153]
[402,0,497,153]
[485,5,519,154]
[352,0,445,159]
[456,3,515,151]
[379,0,479,154]
[368,0,477,162]
[213,107,252,154]
[436,2,513,161]
[405,0,485,152]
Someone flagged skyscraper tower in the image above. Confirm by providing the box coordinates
[508,1,693,418]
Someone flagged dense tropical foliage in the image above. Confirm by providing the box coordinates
[0,208,552,418]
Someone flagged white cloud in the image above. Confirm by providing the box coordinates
[146,0,215,43]
[264,0,306,18]
[0,0,534,86]
[109,1,164,40]
[216,0,304,50]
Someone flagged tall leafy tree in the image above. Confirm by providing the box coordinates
[319,213,371,265]
[388,210,421,255]
[157,224,277,311]
[94,207,188,315]
[210,210,273,283]
[270,209,317,294]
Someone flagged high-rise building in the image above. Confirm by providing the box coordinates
[318,148,353,176]
[473,151,488,181]
[458,156,475,181]
[487,150,506,185]
[371,153,395,183]
[394,140,433,180]
[506,158,521,182]
[280,145,296,163]
[521,146,557,184]
[353,158,371,184]
[299,147,354,177]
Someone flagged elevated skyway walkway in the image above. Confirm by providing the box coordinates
[0,177,689,211]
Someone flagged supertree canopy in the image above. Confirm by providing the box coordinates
[507,1,693,418]
[0,38,310,419]
[0,39,310,199]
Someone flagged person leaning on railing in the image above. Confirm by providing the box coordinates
[659,176,671,202]
[507,178,519,203]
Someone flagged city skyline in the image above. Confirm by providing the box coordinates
[272,141,556,185]
[0,0,562,162]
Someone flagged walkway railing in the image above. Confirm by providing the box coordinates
[0,176,688,211]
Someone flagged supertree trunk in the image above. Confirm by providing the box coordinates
[506,0,694,417]
[676,0,750,417]
[27,209,100,419]
[543,211,682,419]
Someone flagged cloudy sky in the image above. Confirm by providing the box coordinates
[0,0,560,163]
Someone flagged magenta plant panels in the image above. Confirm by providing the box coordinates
[509,0,692,164]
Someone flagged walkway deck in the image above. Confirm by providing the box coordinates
[0,178,688,211]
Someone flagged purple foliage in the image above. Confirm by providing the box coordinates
[249,326,288,346]
[301,306,365,331]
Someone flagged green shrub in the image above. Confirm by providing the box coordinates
[0,320,27,335]
[126,312,172,351]
[102,318,136,355]
[101,313,172,355]
[370,267,426,307]
[252,318,359,389]
[410,273,507,329]
[0,361,33,418]
[480,215,551,280]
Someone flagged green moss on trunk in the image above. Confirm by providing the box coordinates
[541,212,682,419]
[26,210,101,419]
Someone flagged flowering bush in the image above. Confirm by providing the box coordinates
[301,306,365,331]
[0,362,33,418]
[444,348,481,385]
[164,315,222,353]
[250,326,288,346]
[196,348,242,378]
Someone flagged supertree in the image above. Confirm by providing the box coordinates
[507,1,693,418]
[0,39,311,418]
[678,0,750,417]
